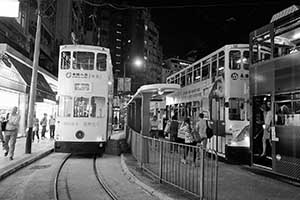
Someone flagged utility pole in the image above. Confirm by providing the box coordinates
[25,0,41,153]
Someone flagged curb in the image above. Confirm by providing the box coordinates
[0,148,54,181]
[120,154,175,200]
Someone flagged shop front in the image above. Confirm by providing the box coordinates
[0,44,56,137]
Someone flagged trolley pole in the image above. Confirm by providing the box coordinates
[25,0,41,153]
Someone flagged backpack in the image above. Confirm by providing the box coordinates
[206,120,213,139]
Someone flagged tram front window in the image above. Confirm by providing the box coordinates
[61,51,71,69]
[90,96,105,118]
[96,53,107,71]
[74,97,89,117]
[229,98,245,120]
[229,50,241,70]
[58,96,72,117]
[72,51,94,70]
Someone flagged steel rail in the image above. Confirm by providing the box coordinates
[54,153,72,200]
[93,155,119,200]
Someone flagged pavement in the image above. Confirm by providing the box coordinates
[0,136,54,181]
[0,131,299,200]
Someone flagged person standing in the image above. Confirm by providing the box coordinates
[40,113,48,139]
[179,118,195,164]
[195,113,208,149]
[49,115,56,139]
[3,106,20,160]
[150,115,159,138]
[164,115,179,142]
[32,115,40,143]
[261,104,272,157]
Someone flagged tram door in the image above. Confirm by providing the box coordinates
[273,93,300,179]
[252,95,272,168]
[211,97,225,154]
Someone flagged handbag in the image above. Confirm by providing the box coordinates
[1,121,7,131]
[192,130,201,142]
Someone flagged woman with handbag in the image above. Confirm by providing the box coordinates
[179,118,196,164]
[3,106,20,160]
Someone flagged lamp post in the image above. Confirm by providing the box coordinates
[25,0,42,153]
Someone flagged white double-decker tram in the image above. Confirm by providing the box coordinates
[166,44,251,160]
[55,45,113,153]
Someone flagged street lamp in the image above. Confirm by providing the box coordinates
[122,57,144,94]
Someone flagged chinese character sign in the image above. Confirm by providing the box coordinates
[117,77,131,93]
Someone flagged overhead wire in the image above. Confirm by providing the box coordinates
[81,0,283,9]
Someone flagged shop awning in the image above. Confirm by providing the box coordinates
[8,55,56,102]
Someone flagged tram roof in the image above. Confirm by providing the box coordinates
[125,83,180,107]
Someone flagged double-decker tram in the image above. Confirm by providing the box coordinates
[249,5,300,181]
[166,44,252,160]
[55,45,113,153]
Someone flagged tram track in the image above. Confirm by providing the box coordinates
[54,154,119,200]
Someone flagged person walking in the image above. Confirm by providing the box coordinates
[3,106,20,160]
[164,115,179,142]
[49,115,56,139]
[40,113,48,139]
[195,113,209,149]
[32,115,40,143]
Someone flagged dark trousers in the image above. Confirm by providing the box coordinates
[50,125,55,138]
[41,126,46,138]
[183,142,197,161]
[32,129,39,141]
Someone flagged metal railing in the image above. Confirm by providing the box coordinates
[128,128,218,200]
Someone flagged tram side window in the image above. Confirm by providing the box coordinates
[243,51,249,70]
[229,98,245,121]
[96,53,107,71]
[202,64,210,80]
[61,51,71,69]
[72,52,94,70]
[180,72,186,87]
[218,56,224,77]
[229,50,241,70]
[193,64,201,82]
[74,96,89,118]
[276,101,300,126]
[186,68,193,85]
[90,96,106,118]
[58,96,72,117]
[212,60,217,78]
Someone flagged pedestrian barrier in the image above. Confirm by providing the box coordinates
[128,128,218,200]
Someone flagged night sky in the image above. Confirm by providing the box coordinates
[134,1,300,59]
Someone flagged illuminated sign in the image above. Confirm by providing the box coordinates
[74,83,91,92]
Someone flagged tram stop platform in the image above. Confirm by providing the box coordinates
[0,137,54,181]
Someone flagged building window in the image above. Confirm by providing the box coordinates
[116,46,121,49]
[116,31,122,34]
